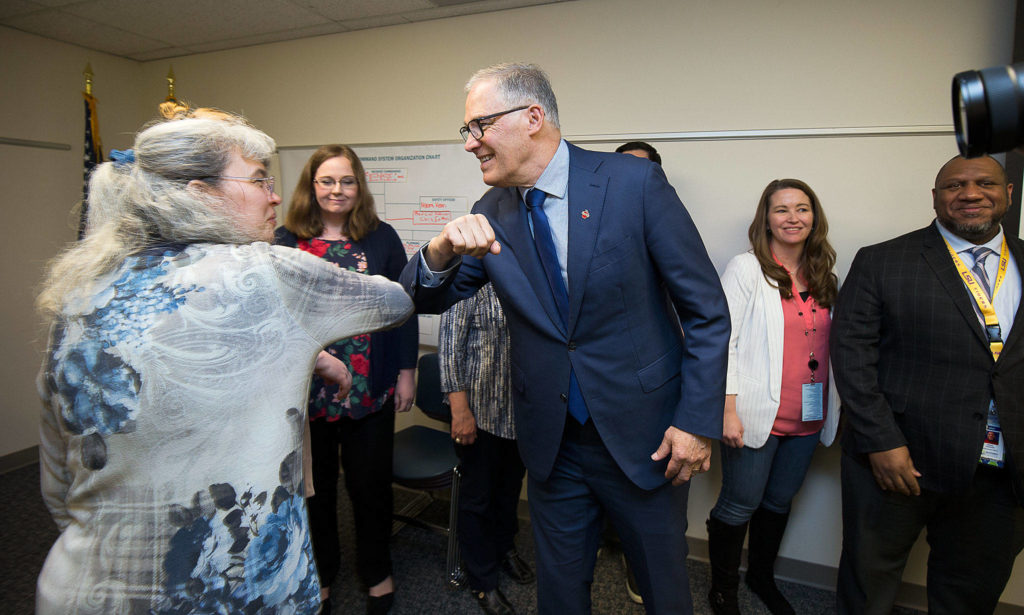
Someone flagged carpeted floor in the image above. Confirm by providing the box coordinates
[1,462,923,614]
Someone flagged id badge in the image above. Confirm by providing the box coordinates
[801,382,824,422]
[980,402,1005,468]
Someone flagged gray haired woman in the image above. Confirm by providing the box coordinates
[35,113,412,614]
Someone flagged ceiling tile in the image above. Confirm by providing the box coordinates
[25,0,88,6]
[2,0,572,60]
[184,22,349,54]
[430,0,494,6]
[3,8,170,55]
[130,46,193,61]
[61,0,326,47]
[403,0,567,22]
[292,0,432,21]
[338,14,410,30]
[0,1,47,20]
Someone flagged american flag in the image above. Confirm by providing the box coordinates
[80,91,102,239]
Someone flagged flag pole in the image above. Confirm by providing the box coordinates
[80,63,102,239]
[165,66,177,102]
[83,62,93,96]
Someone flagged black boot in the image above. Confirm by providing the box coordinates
[706,516,747,615]
[745,507,795,615]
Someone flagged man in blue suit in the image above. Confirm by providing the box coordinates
[401,63,730,614]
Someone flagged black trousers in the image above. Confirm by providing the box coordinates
[307,403,395,590]
[837,451,1024,615]
[454,429,527,591]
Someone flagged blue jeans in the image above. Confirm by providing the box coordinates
[710,432,820,526]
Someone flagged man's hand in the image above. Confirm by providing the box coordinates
[868,446,922,496]
[448,391,477,445]
[394,368,415,413]
[722,395,744,448]
[313,351,351,402]
[424,214,501,269]
[651,426,713,485]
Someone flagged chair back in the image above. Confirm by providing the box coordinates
[415,352,451,423]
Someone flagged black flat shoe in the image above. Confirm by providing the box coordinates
[472,587,514,615]
[366,592,394,615]
[500,550,535,585]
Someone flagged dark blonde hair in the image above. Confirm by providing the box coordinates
[285,145,379,241]
[748,179,837,308]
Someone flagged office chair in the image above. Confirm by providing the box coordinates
[391,352,464,587]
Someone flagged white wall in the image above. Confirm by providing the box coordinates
[2,0,1019,605]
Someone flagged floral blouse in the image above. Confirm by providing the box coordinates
[36,243,412,614]
[296,238,394,421]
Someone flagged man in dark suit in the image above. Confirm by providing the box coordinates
[400,63,730,614]
[831,154,1024,614]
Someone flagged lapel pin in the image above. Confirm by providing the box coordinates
[581,210,590,219]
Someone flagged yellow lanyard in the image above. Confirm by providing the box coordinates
[943,237,1009,359]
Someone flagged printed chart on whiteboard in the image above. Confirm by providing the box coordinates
[277,142,489,346]
[361,143,489,346]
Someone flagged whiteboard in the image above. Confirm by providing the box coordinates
[279,143,488,346]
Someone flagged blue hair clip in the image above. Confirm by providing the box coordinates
[109,149,135,167]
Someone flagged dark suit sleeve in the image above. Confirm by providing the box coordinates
[830,247,907,454]
[641,164,731,438]
[399,241,490,315]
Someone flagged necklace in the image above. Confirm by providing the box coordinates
[771,250,818,380]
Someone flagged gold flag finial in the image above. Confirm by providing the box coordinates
[83,62,94,96]
[165,66,177,102]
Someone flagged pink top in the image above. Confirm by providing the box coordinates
[772,291,831,436]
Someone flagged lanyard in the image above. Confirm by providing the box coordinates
[771,251,819,381]
[943,236,1009,359]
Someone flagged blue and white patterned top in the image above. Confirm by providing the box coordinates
[36,242,412,615]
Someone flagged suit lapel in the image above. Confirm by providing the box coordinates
[494,187,567,336]
[921,226,989,348]
[566,146,607,331]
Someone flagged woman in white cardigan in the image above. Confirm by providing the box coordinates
[707,179,840,615]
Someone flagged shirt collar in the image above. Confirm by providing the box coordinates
[934,218,1004,255]
[519,139,569,201]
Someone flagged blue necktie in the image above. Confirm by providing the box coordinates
[526,188,569,321]
[525,188,589,424]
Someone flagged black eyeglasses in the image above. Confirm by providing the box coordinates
[459,105,530,142]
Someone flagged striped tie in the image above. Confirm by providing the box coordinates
[968,246,995,298]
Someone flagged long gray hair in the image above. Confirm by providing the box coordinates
[38,115,276,318]
[466,62,560,129]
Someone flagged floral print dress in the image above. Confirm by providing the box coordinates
[296,238,394,421]
[36,243,412,615]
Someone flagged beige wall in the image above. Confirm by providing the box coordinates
[0,25,146,465]
[2,0,1019,606]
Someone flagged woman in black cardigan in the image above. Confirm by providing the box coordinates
[276,145,417,615]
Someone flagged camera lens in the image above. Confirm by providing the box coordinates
[952,63,1024,157]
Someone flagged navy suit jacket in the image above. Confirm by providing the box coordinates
[831,224,1024,501]
[401,143,730,489]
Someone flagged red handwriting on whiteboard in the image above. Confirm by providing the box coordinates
[413,210,452,225]
[365,169,407,183]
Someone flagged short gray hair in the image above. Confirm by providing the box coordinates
[39,115,277,318]
[466,63,560,129]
